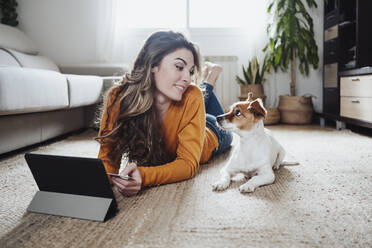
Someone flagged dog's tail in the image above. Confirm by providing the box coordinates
[280,161,300,166]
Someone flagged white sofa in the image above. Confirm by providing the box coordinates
[0,24,128,155]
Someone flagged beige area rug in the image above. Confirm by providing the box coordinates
[0,125,371,248]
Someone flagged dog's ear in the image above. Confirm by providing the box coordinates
[247,98,267,118]
[246,92,254,102]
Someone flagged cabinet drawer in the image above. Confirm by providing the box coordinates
[340,97,372,122]
[324,63,338,88]
[324,25,338,41]
[340,75,372,97]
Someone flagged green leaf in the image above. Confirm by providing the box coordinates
[267,1,274,13]
[263,44,268,52]
[236,76,246,85]
[250,56,258,84]
[242,65,251,84]
[299,63,304,75]
[284,48,291,69]
[305,60,309,75]
[269,38,275,51]
[275,46,282,66]
[278,0,286,11]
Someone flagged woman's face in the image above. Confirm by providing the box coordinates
[152,48,195,102]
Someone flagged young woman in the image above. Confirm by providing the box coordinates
[96,31,232,197]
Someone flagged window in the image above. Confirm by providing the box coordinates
[189,0,265,28]
[117,0,187,29]
[116,0,268,29]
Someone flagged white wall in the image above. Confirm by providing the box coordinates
[16,0,323,111]
[17,0,99,64]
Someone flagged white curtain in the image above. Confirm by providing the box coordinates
[95,0,189,63]
[96,0,128,63]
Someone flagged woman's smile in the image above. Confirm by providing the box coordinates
[174,84,186,93]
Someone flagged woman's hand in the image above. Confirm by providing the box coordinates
[112,162,142,197]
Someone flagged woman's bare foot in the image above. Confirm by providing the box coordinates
[202,63,210,82]
[203,62,223,86]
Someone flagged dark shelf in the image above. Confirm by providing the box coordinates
[323,0,372,130]
[339,66,372,76]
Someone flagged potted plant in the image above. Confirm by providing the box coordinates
[236,55,280,125]
[263,0,319,124]
[236,55,268,104]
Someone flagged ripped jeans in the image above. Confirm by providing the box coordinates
[201,82,233,157]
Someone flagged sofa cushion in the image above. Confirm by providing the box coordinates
[65,74,103,108]
[0,67,69,115]
[0,49,21,67]
[59,63,129,76]
[3,48,60,72]
[0,24,39,55]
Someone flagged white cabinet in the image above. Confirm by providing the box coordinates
[340,74,372,122]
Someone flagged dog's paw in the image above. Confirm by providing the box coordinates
[273,163,281,170]
[212,181,229,191]
[239,183,256,193]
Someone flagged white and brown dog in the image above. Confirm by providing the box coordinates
[212,93,294,193]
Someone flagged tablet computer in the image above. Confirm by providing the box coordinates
[25,153,118,222]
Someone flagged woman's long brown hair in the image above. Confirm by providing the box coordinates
[95,31,201,166]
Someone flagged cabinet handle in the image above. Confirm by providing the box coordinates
[351,99,360,103]
[351,78,360,81]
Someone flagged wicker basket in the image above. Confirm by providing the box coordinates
[264,108,280,125]
[278,95,313,124]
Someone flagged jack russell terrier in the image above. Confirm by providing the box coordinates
[212,93,298,193]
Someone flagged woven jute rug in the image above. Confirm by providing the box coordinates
[0,125,371,248]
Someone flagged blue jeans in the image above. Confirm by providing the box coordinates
[201,82,233,157]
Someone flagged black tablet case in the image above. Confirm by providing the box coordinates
[25,153,118,222]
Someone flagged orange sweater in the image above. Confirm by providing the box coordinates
[98,85,218,187]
